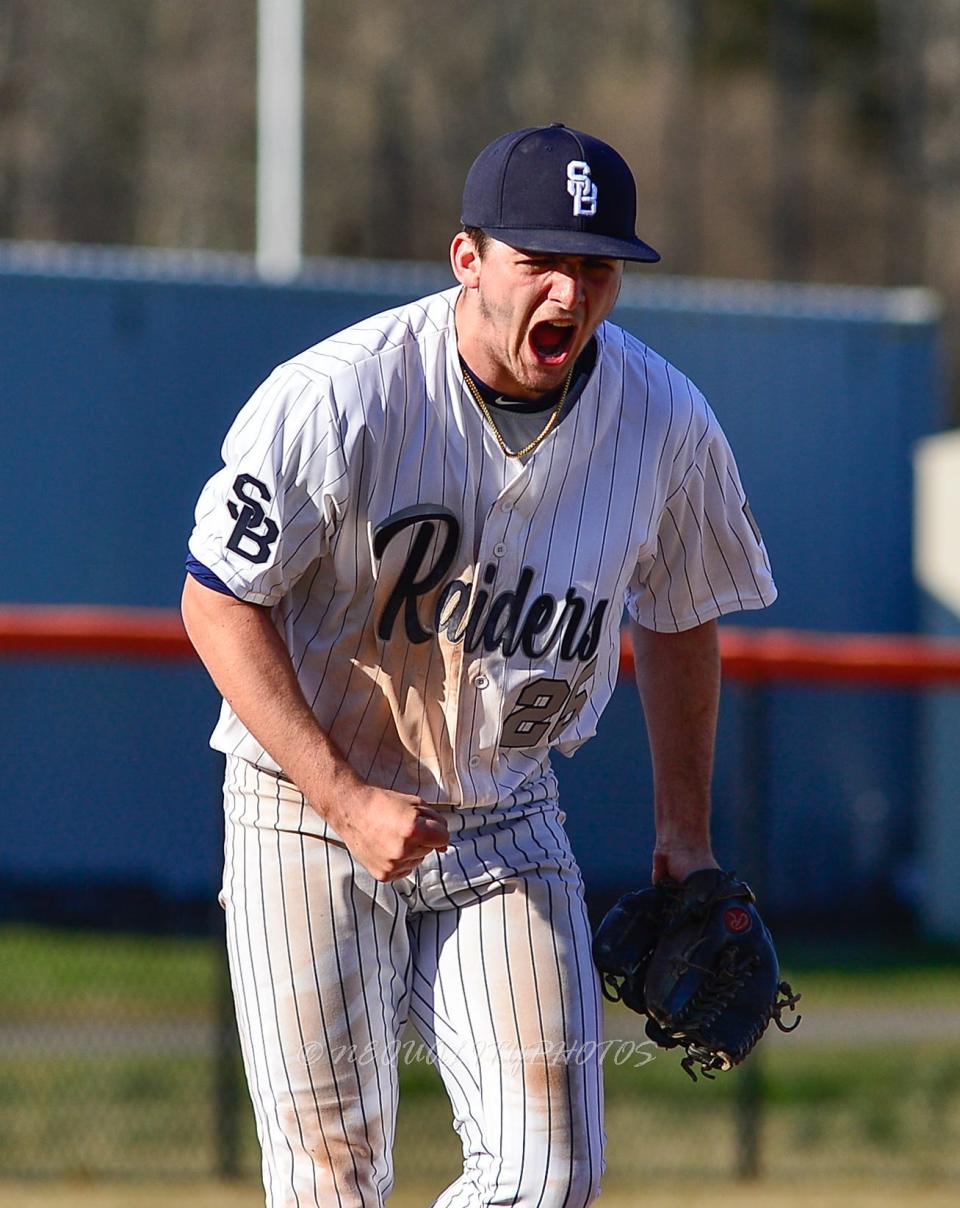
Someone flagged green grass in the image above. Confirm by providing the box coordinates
[776,936,960,1006]
[0,925,217,1019]
[0,1055,226,1178]
[2,924,957,1015]
[1,1039,958,1183]
[1,924,959,1182]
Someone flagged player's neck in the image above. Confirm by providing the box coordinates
[458,356,570,411]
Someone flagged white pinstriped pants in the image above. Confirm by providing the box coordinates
[221,756,605,1208]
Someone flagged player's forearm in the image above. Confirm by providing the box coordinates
[630,618,720,877]
[180,575,362,811]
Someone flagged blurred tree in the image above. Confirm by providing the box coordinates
[135,1,256,252]
[0,0,956,403]
[0,0,18,233]
[877,0,926,283]
[917,0,960,413]
[660,0,706,275]
[920,1,960,298]
[771,0,812,280]
[0,0,149,244]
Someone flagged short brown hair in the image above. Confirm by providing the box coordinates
[462,225,489,259]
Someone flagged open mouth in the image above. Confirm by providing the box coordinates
[530,320,576,365]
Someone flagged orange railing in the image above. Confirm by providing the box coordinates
[0,605,190,658]
[5,604,960,687]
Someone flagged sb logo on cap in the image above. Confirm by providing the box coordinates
[566,161,598,218]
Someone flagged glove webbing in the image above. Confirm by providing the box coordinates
[669,951,802,1081]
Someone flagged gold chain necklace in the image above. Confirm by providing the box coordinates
[462,363,575,459]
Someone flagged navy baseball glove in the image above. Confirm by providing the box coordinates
[592,884,669,1014]
[593,868,800,1081]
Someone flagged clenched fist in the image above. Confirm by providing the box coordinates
[323,784,450,882]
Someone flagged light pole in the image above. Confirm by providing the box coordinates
[256,0,304,282]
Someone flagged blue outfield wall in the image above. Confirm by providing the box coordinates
[0,243,945,919]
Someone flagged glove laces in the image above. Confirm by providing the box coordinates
[671,949,802,1082]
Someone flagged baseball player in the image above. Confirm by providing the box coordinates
[182,123,776,1207]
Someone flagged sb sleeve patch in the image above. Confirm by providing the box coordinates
[226,474,281,564]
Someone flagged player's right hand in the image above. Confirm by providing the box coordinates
[326,786,450,883]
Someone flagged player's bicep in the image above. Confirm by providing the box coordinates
[180,573,291,706]
[181,569,269,625]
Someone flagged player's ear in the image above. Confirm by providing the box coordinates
[450,231,482,289]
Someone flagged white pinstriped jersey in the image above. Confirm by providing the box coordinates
[189,286,776,808]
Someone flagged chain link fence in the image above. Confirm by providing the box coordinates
[2,919,959,1190]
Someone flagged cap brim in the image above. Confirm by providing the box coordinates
[482,226,661,263]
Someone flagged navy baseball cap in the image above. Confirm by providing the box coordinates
[461,123,660,263]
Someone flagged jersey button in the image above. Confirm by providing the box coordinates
[468,755,481,768]
[493,542,508,557]
[500,500,512,513]
[473,674,489,689]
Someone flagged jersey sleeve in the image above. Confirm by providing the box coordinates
[625,411,777,632]
[187,365,349,606]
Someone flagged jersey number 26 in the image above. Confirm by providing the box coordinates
[500,657,599,749]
